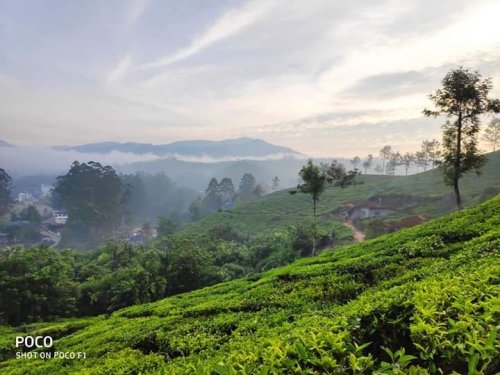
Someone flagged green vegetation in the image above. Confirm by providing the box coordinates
[423,67,500,209]
[0,168,12,217]
[182,151,500,239]
[0,195,498,374]
[291,159,360,254]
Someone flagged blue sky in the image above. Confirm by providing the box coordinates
[1,0,499,156]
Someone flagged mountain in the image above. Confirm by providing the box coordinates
[0,140,13,148]
[54,137,302,158]
[1,196,498,373]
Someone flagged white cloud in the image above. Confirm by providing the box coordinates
[126,0,150,26]
[106,54,133,83]
[140,0,278,69]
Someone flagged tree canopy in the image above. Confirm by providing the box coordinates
[424,67,500,209]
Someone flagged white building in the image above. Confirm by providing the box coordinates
[53,211,68,225]
[17,192,34,202]
[41,184,53,198]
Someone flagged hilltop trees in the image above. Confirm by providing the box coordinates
[421,139,441,169]
[424,67,500,209]
[400,152,415,176]
[483,118,500,151]
[350,156,361,170]
[379,145,393,175]
[239,173,258,201]
[362,154,373,174]
[272,176,280,190]
[0,168,12,217]
[291,160,359,255]
[53,161,124,248]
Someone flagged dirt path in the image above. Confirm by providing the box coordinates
[343,220,365,243]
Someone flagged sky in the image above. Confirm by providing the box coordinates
[1,0,500,157]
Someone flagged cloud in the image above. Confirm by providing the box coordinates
[0,146,160,177]
[140,0,277,69]
[2,0,500,158]
[106,54,133,83]
[126,0,150,26]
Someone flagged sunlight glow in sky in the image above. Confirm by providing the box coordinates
[1,0,499,156]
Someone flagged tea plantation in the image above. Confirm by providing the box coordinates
[1,196,499,374]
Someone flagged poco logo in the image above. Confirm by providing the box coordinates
[15,336,53,348]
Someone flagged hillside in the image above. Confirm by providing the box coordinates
[54,138,301,158]
[182,151,500,239]
[1,196,499,374]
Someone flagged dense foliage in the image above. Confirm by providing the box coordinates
[0,221,338,325]
[53,161,124,249]
[1,195,498,374]
[0,168,12,217]
[424,67,500,209]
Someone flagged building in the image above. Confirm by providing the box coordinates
[41,184,53,198]
[17,192,34,202]
[342,200,395,220]
[53,210,68,225]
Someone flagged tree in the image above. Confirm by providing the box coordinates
[401,152,415,176]
[239,173,257,201]
[379,145,393,175]
[203,178,222,212]
[253,184,265,197]
[0,168,12,217]
[386,151,401,176]
[420,139,441,170]
[350,156,361,170]
[291,160,359,256]
[290,160,326,256]
[424,67,500,209]
[53,161,123,248]
[272,176,280,190]
[483,118,500,151]
[415,151,428,172]
[218,177,235,203]
[362,154,373,174]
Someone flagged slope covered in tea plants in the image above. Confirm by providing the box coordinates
[182,151,500,239]
[1,196,499,374]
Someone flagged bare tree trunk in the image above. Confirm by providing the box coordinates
[454,113,463,210]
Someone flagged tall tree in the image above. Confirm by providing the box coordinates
[424,67,500,209]
[291,160,359,256]
[203,178,222,212]
[239,173,257,201]
[386,151,401,176]
[362,154,373,174]
[420,139,441,170]
[482,118,500,151]
[53,161,123,247]
[415,151,428,172]
[401,152,415,176]
[0,168,12,217]
[379,145,392,175]
[218,177,235,203]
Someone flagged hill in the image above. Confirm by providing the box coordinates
[182,151,500,239]
[54,137,302,158]
[1,196,498,374]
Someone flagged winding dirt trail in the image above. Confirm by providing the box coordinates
[343,220,365,243]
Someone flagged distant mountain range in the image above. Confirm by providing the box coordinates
[0,140,13,148]
[53,137,302,158]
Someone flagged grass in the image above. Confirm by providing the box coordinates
[1,194,499,374]
[182,151,500,238]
